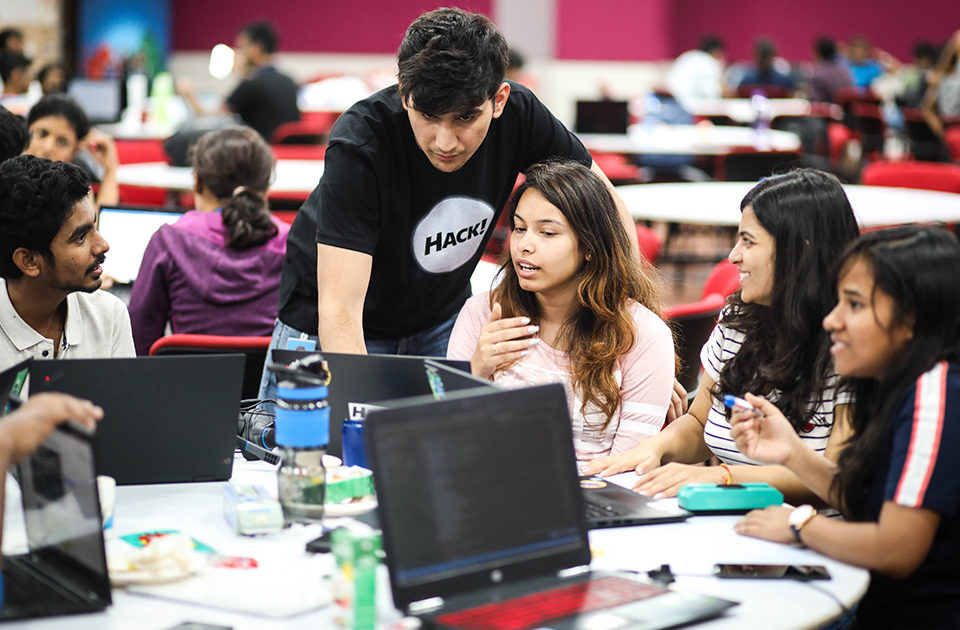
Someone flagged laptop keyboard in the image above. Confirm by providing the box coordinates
[584,499,630,518]
[434,575,665,630]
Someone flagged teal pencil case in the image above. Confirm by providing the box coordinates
[677,482,784,513]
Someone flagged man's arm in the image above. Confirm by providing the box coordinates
[316,243,373,354]
[590,161,640,261]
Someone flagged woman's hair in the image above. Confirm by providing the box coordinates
[718,169,860,432]
[27,94,90,141]
[492,160,664,426]
[833,226,960,520]
[191,126,276,250]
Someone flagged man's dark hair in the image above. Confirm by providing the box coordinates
[27,94,91,140]
[0,52,30,83]
[37,61,67,92]
[0,28,23,51]
[240,21,278,55]
[397,8,508,114]
[913,40,937,63]
[698,35,725,55]
[0,105,27,161]
[815,37,838,61]
[0,155,91,279]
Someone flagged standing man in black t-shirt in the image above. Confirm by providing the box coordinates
[259,8,638,402]
[224,21,299,143]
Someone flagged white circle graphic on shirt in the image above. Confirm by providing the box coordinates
[412,196,495,274]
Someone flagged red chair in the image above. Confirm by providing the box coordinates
[663,293,725,392]
[591,152,644,184]
[115,139,170,207]
[701,260,739,300]
[271,210,299,225]
[735,84,794,99]
[861,161,960,194]
[635,225,663,264]
[945,126,960,162]
[849,102,886,158]
[271,144,326,160]
[271,119,335,145]
[149,334,272,401]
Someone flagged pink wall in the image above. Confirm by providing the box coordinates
[556,0,672,61]
[172,0,493,53]
[667,0,960,62]
[173,0,960,63]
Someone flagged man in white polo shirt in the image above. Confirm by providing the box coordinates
[0,155,134,373]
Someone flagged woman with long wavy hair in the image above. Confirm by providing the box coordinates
[585,168,861,505]
[447,160,675,462]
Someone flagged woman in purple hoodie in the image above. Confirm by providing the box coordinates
[128,126,290,355]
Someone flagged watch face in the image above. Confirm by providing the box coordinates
[790,505,815,527]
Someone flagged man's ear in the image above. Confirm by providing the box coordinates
[491,82,511,119]
[193,172,203,195]
[11,247,43,278]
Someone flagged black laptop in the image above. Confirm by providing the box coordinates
[365,384,736,629]
[30,355,244,485]
[575,99,630,134]
[0,423,111,620]
[0,358,30,414]
[270,350,482,456]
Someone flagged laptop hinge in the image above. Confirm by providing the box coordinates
[409,596,445,615]
[557,565,591,579]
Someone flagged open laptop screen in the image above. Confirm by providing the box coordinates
[67,78,122,124]
[575,100,630,134]
[18,425,108,584]
[97,206,183,284]
[367,384,589,605]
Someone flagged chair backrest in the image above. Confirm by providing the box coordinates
[663,293,725,392]
[720,150,801,182]
[701,260,739,300]
[899,107,951,161]
[635,224,663,264]
[270,119,330,145]
[148,334,271,401]
[736,84,793,99]
[861,160,960,194]
[116,139,170,207]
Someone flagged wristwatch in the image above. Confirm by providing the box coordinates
[788,504,817,544]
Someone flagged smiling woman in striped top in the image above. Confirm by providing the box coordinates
[585,169,860,505]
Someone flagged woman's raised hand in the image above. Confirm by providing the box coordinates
[470,302,540,379]
[728,393,800,466]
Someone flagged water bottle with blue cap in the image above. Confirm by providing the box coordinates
[269,353,331,525]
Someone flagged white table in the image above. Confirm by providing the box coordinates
[116,160,324,196]
[680,99,843,125]
[617,182,960,227]
[2,458,868,630]
[579,125,802,156]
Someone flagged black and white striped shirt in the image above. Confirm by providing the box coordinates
[699,313,852,466]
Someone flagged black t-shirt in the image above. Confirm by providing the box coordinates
[854,361,960,629]
[277,81,591,338]
[226,66,300,142]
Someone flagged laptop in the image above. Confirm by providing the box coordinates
[575,100,630,134]
[0,358,31,414]
[96,205,184,284]
[30,355,244,485]
[365,384,736,629]
[0,423,111,620]
[68,78,122,125]
[270,350,485,456]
